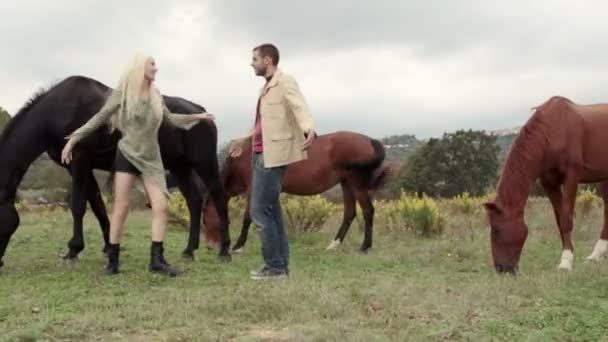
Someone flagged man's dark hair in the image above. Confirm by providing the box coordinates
[253,44,280,66]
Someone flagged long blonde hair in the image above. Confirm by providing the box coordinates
[110,52,163,130]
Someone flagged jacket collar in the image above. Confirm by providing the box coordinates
[260,69,282,96]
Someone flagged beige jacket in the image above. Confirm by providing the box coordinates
[233,69,315,168]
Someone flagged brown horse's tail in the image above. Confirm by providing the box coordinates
[341,138,388,189]
[369,161,397,191]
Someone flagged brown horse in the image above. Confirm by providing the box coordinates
[201,131,394,253]
[483,96,608,274]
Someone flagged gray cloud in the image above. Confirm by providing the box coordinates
[2,1,608,145]
[208,1,608,63]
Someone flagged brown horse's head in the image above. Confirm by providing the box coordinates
[202,197,223,239]
[483,201,528,274]
[201,151,250,247]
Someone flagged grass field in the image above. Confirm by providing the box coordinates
[1,199,608,341]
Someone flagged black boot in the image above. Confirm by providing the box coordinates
[149,241,180,277]
[103,243,120,275]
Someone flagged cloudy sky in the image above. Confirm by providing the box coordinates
[2,1,608,145]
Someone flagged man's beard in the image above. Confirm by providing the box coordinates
[255,66,267,76]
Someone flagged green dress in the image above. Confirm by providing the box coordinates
[68,89,198,196]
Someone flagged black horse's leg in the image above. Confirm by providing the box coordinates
[174,169,204,260]
[0,202,20,269]
[326,182,357,251]
[232,194,253,252]
[194,164,231,263]
[64,154,91,261]
[85,171,111,254]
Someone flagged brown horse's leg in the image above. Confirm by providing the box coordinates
[587,181,608,261]
[541,178,562,232]
[326,182,356,251]
[233,194,253,253]
[556,171,579,271]
[353,187,374,253]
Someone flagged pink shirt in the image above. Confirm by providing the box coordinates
[252,76,273,153]
[253,96,263,152]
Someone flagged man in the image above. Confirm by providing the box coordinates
[229,43,315,280]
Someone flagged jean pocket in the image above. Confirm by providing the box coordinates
[254,154,270,173]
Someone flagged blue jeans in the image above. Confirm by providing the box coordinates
[250,153,288,271]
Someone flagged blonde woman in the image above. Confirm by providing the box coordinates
[61,53,214,276]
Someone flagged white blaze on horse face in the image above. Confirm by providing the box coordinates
[586,239,608,261]
[326,239,341,251]
[557,249,574,271]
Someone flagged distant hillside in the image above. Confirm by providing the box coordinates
[484,126,520,162]
[484,126,521,137]
[494,133,517,161]
[377,128,519,164]
[379,134,423,161]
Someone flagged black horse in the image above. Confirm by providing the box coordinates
[0,75,231,270]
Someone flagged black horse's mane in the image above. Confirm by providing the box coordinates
[0,83,56,147]
[0,77,208,151]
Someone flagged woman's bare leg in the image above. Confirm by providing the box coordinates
[143,178,180,277]
[104,172,136,275]
[110,172,137,243]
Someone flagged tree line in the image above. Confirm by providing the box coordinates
[1,105,523,201]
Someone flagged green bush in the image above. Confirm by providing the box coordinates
[577,188,601,216]
[282,194,337,233]
[374,193,444,237]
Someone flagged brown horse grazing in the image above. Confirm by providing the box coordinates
[202,131,395,253]
[483,95,608,274]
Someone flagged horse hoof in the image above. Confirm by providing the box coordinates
[557,250,573,271]
[557,261,573,271]
[62,252,77,260]
[587,240,608,262]
[232,240,246,251]
[63,257,79,268]
[182,250,195,260]
[218,254,232,263]
[326,239,341,251]
[233,248,244,254]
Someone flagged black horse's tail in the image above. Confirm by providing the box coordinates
[341,139,388,189]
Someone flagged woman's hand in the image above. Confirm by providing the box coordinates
[61,138,75,165]
[196,112,215,121]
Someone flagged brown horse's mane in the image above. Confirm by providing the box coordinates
[494,96,572,211]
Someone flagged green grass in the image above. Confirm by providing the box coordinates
[1,201,608,341]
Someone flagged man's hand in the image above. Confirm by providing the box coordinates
[229,143,243,158]
[302,130,315,150]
